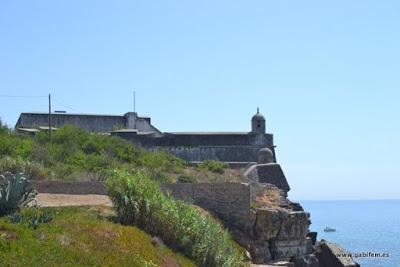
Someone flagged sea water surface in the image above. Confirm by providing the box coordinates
[300,200,400,267]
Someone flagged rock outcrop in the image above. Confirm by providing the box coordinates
[238,186,313,264]
[239,161,359,266]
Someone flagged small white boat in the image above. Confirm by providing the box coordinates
[324,226,336,232]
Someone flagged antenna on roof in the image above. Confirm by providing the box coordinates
[257,107,259,113]
[134,91,136,113]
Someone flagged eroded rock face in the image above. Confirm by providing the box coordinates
[278,211,310,240]
[239,162,315,264]
[254,208,282,240]
[270,239,313,260]
[291,254,319,267]
[239,162,358,266]
[249,206,312,261]
[226,180,312,264]
[250,240,272,264]
[254,208,309,239]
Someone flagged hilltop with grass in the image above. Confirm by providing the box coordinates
[0,120,248,267]
[0,120,241,183]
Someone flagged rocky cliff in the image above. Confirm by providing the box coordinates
[236,162,360,267]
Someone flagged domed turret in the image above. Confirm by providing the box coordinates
[251,108,266,134]
[258,147,274,164]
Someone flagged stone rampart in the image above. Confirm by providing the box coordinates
[244,163,290,193]
[161,183,251,225]
[17,113,126,133]
[150,146,261,162]
[32,181,251,225]
[31,180,108,195]
[112,130,274,163]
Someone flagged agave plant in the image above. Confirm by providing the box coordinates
[0,171,37,216]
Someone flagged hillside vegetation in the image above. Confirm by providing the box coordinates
[0,121,247,266]
[0,206,195,267]
[0,121,240,183]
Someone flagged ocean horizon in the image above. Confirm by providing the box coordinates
[299,199,400,267]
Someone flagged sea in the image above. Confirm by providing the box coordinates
[300,200,400,267]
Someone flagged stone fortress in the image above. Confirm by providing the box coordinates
[19,109,358,266]
[16,109,276,164]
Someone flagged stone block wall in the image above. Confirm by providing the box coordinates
[244,163,290,193]
[161,183,251,226]
[31,180,108,195]
[150,146,262,163]
[112,131,275,163]
[17,113,126,133]
[32,181,251,226]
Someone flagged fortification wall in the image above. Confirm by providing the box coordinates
[18,113,125,132]
[31,180,108,195]
[160,133,273,146]
[149,145,261,162]
[32,181,251,226]
[161,183,251,226]
[114,132,273,147]
[112,131,274,163]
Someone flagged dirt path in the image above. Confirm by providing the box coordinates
[36,193,112,207]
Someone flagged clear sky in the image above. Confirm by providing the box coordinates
[1,1,399,200]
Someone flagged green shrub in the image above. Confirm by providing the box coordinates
[0,134,17,156]
[0,157,48,180]
[177,174,197,183]
[107,170,245,267]
[50,163,76,180]
[0,119,8,135]
[84,153,115,172]
[30,144,50,165]
[8,206,53,229]
[145,168,173,183]
[198,160,227,174]
[0,172,37,216]
[0,125,189,182]
[82,138,101,154]
[136,150,186,173]
[15,138,35,159]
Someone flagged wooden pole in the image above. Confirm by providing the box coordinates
[48,94,52,149]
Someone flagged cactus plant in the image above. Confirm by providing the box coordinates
[0,171,37,216]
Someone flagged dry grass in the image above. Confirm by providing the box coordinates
[251,185,285,209]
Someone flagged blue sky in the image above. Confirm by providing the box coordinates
[1,1,399,200]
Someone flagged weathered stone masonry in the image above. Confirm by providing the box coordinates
[112,110,275,163]
[16,109,275,163]
[16,112,160,133]
[32,180,252,226]
[161,183,251,226]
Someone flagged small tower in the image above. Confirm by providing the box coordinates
[258,147,274,164]
[251,108,266,134]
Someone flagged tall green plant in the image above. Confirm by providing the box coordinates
[0,157,48,180]
[0,172,37,216]
[107,170,246,267]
